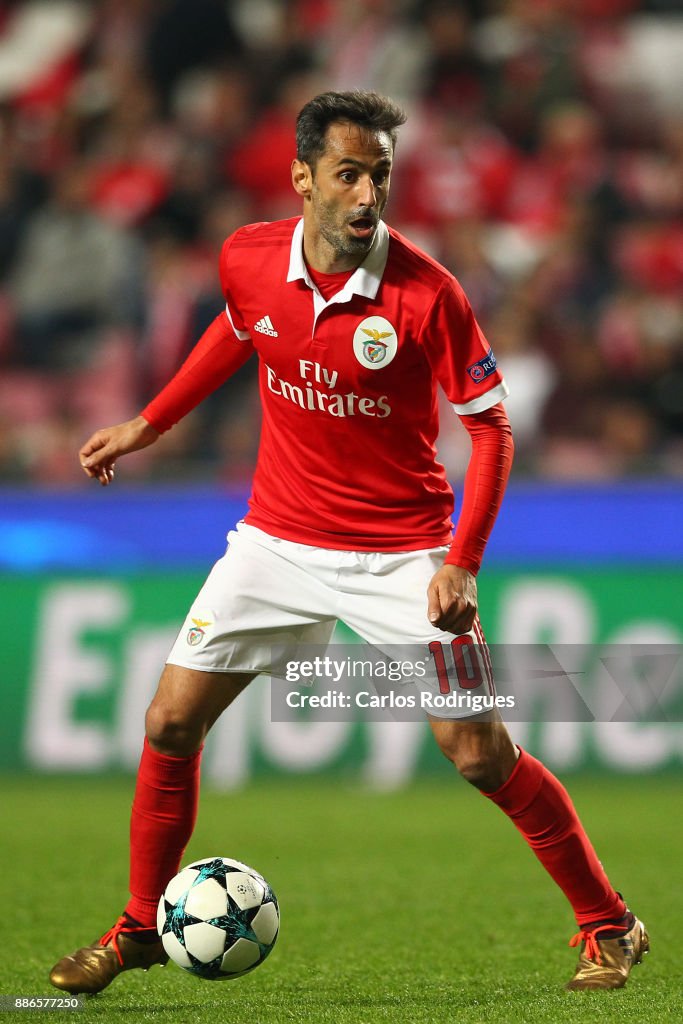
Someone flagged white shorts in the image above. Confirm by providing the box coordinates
[167,522,494,716]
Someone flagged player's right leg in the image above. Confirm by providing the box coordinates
[336,546,649,991]
[49,665,254,995]
[49,522,337,995]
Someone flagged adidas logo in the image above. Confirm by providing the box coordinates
[254,315,278,337]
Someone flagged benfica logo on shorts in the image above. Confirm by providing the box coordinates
[187,615,212,646]
[353,316,398,370]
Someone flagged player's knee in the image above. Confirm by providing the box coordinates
[435,734,505,791]
[145,702,204,756]
[453,752,504,791]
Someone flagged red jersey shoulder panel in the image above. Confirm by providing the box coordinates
[219,218,300,332]
[386,226,456,294]
[227,217,301,247]
[219,219,299,284]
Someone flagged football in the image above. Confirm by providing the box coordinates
[157,857,279,981]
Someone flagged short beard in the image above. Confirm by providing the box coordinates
[311,188,377,261]
[321,223,373,260]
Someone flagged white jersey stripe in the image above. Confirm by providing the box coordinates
[225,301,251,342]
[452,380,509,416]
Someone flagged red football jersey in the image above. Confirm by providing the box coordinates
[218,216,507,551]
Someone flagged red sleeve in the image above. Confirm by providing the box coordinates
[419,280,508,414]
[141,312,254,433]
[219,234,250,335]
[445,402,514,575]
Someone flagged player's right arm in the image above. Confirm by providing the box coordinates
[79,305,254,486]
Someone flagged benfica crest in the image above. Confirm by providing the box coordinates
[353,316,398,370]
[186,615,212,646]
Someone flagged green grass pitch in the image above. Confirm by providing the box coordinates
[1,773,680,1024]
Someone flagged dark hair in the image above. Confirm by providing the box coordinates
[296,91,407,168]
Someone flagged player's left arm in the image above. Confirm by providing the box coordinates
[420,279,513,634]
[427,402,514,634]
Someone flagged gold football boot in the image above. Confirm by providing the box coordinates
[566,914,649,990]
[49,916,168,995]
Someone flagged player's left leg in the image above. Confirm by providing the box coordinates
[333,545,648,990]
[430,713,649,990]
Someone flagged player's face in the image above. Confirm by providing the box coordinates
[307,121,393,265]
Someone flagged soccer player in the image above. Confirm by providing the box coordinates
[49,91,647,995]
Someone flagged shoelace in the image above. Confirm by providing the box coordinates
[99,916,157,967]
[568,922,629,966]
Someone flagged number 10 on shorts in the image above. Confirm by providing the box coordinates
[428,637,488,694]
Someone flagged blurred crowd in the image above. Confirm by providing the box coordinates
[0,0,681,485]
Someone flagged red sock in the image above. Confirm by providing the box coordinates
[125,737,202,927]
[484,748,626,926]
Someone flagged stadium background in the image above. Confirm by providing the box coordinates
[0,0,682,785]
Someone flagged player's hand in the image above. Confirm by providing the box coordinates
[427,564,477,635]
[79,415,160,486]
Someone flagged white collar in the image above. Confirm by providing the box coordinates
[286,217,390,304]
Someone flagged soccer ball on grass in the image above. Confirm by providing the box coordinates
[157,857,279,980]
